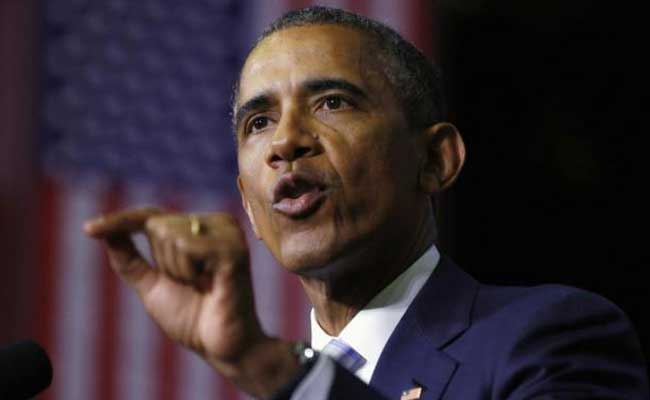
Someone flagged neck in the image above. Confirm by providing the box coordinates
[299,205,436,336]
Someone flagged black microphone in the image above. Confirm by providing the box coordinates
[0,340,53,399]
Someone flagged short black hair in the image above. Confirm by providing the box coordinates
[232,6,446,132]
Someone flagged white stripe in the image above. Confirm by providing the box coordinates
[176,350,219,399]
[114,184,160,400]
[54,183,101,400]
[127,183,158,265]
[368,0,408,37]
[115,283,158,400]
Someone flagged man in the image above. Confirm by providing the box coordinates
[84,7,649,400]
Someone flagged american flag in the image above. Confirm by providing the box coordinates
[33,1,436,399]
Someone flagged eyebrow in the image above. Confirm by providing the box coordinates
[234,93,274,132]
[303,78,368,99]
[234,78,368,132]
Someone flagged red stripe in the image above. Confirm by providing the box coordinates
[282,272,305,340]
[0,0,38,346]
[409,0,435,56]
[157,339,179,400]
[348,0,369,15]
[287,0,311,10]
[33,178,60,400]
[96,185,125,400]
[219,379,241,400]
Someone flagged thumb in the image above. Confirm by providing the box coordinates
[103,234,158,297]
[84,207,162,296]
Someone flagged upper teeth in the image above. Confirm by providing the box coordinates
[287,182,314,199]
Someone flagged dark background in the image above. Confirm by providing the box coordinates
[437,0,648,365]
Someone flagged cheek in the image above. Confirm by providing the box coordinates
[328,130,403,222]
[238,154,275,230]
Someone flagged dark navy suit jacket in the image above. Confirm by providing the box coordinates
[280,256,649,399]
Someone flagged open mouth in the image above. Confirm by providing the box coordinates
[272,171,328,218]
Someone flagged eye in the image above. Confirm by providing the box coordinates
[320,95,350,111]
[248,116,269,134]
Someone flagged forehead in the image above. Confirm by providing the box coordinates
[237,25,382,104]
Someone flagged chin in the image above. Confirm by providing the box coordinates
[278,239,338,275]
[279,248,333,275]
[265,202,391,276]
[275,227,376,278]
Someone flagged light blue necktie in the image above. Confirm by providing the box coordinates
[321,338,366,373]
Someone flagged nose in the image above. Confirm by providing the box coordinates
[266,112,322,168]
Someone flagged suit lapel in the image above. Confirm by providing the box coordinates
[369,316,459,400]
[369,257,479,400]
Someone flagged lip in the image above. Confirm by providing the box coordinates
[271,171,329,218]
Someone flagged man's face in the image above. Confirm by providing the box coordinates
[236,25,424,274]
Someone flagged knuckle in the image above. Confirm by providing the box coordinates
[175,236,193,252]
[146,216,176,239]
[145,216,162,232]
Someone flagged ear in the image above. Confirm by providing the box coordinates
[237,175,261,239]
[418,122,466,194]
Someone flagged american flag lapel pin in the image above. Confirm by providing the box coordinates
[400,386,423,400]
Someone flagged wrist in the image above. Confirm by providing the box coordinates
[209,337,305,399]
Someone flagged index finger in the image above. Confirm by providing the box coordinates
[83,206,163,238]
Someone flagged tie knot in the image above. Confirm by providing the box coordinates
[321,339,366,373]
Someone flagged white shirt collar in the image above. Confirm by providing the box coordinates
[310,244,440,383]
